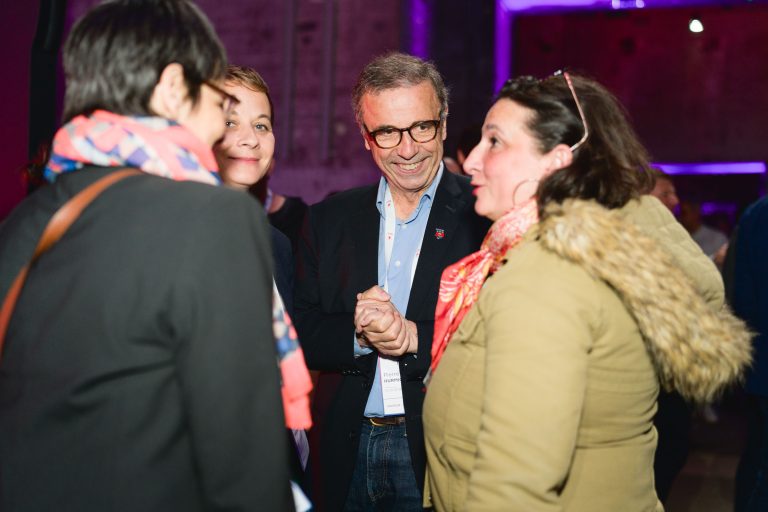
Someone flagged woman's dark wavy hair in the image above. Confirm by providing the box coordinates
[62,0,227,122]
[498,73,653,215]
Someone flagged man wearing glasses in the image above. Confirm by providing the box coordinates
[294,52,489,511]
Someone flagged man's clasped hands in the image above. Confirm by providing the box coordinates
[354,285,418,357]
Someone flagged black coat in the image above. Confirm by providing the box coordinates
[294,170,490,511]
[0,167,294,511]
[271,225,295,318]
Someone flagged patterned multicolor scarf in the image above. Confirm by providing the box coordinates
[273,284,313,430]
[45,110,312,429]
[45,109,220,184]
[426,199,539,384]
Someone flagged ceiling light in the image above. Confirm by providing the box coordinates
[689,17,704,33]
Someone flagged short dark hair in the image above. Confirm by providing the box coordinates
[62,0,227,122]
[351,52,449,128]
[498,73,653,214]
[225,65,275,126]
[457,123,482,158]
[650,167,673,183]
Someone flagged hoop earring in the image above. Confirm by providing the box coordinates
[512,178,540,208]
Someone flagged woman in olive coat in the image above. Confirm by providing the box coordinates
[423,73,751,511]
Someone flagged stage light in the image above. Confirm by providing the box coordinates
[689,17,704,33]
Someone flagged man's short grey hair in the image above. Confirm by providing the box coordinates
[351,52,449,128]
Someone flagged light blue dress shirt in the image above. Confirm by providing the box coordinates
[355,166,444,417]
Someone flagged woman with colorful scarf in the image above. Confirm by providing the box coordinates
[0,1,294,510]
[422,73,752,511]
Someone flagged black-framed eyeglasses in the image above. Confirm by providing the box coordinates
[552,70,589,152]
[364,118,442,149]
[203,80,240,114]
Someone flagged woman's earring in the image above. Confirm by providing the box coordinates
[512,178,540,208]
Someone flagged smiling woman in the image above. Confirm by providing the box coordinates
[215,66,276,189]
[213,66,314,502]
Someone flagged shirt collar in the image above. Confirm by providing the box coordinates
[376,162,444,219]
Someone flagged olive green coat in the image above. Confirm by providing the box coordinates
[423,196,751,511]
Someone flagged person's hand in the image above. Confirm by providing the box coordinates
[357,285,390,303]
[713,242,728,270]
[354,285,391,345]
[354,286,418,356]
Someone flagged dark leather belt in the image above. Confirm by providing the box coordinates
[366,416,406,426]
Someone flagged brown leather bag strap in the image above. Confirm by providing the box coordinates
[0,169,141,360]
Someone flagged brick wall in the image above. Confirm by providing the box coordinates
[199,0,403,203]
[0,1,38,219]
[513,5,768,163]
[0,0,404,213]
[6,1,765,216]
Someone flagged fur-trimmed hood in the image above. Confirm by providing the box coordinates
[536,198,752,404]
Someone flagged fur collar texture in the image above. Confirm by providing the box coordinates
[537,199,752,404]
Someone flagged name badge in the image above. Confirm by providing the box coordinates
[379,356,405,415]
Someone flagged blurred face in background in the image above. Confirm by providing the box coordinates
[650,177,679,212]
[214,83,275,188]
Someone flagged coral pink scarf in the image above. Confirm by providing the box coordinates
[427,199,538,384]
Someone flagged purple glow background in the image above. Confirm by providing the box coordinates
[501,0,759,13]
[495,2,512,93]
[655,162,766,175]
[489,0,768,185]
[410,0,431,59]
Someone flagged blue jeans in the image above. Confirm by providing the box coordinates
[736,396,768,512]
[343,422,422,511]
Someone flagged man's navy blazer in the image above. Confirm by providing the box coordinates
[294,169,490,511]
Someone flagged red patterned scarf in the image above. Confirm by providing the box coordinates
[427,199,539,384]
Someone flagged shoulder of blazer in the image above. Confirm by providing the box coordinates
[310,182,379,219]
[436,168,475,205]
[432,168,477,216]
[438,166,474,194]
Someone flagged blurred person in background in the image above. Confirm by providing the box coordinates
[680,200,729,263]
[649,167,679,212]
[732,196,768,512]
[443,123,481,176]
[647,167,699,500]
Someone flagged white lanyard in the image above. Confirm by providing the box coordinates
[382,186,424,289]
[378,186,426,415]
